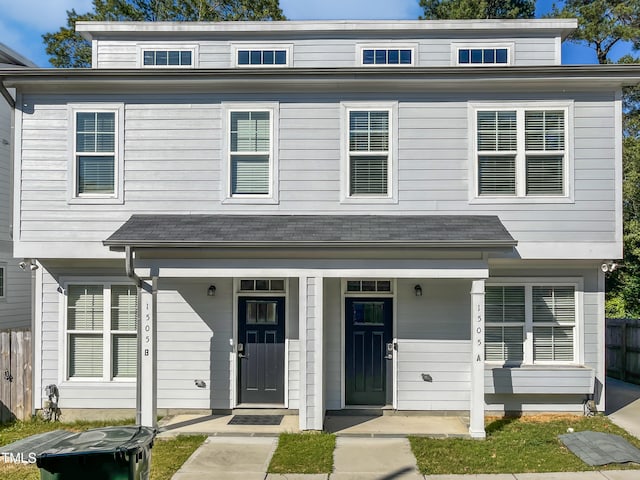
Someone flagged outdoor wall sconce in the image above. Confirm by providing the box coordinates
[414,284,423,297]
[207,285,216,296]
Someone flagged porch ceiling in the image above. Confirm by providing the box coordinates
[103,214,516,250]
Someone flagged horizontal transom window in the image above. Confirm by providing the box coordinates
[362,48,413,65]
[458,48,508,65]
[143,50,192,66]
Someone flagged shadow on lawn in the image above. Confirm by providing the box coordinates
[485,415,522,435]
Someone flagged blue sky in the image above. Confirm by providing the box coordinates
[0,0,633,67]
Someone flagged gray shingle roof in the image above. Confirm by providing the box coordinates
[104,214,515,249]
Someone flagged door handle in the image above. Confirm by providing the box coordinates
[385,342,394,360]
[238,343,246,358]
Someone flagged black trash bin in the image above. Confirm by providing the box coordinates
[36,426,155,480]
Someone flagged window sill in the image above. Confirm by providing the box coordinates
[68,196,124,206]
[485,365,595,395]
[341,196,398,205]
[469,196,574,205]
[222,196,279,205]
[60,379,136,386]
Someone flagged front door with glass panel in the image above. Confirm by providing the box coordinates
[345,298,393,405]
[237,297,285,404]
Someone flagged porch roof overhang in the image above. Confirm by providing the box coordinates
[103,214,516,251]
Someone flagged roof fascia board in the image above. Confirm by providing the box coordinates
[3,66,640,90]
[0,43,37,68]
[76,19,577,40]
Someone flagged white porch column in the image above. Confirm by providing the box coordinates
[470,279,486,439]
[137,277,157,428]
[298,275,324,431]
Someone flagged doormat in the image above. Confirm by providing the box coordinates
[558,431,640,466]
[228,415,283,426]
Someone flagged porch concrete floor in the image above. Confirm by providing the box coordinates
[158,413,469,438]
[158,414,300,437]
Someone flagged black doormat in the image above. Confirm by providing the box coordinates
[228,415,283,426]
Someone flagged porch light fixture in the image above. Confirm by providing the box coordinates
[414,284,423,297]
[207,285,216,296]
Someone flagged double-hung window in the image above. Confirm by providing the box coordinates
[474,104,569,199]
[65,283,137,381]
[69,104,123,203]
[224,104,278,202]
[347,109,391,197]
[485,283,578,364]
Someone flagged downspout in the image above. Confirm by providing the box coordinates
[125,246,143,424]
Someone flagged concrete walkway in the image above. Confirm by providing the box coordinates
[172,378,640,479]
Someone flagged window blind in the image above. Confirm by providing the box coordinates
[478,155,516,195]
[350,156,388,195]
[485,286,525,323]
[76,112,115,194]
[477,111,516,151]
[350,111,389,151]
[230,111,271,195]
[113,335,137,377]
[69,334,103,377]
[532,286,575,323]
[533,326,574,361]
[486,325,524,362]
[526,155,563,195]
[111,285,138,331]
[68,285,103,330]
[525,111,564,151]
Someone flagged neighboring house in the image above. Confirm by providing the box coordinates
[0,43,33,329]
[1,19,638,438]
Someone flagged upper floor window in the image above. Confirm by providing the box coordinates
[358,45,415,66]
[233,45,292,67]
[454,43,512,66]
[143,50,192,66]
[137,44,198,68]
[348,109,390,197]
[485,283,578,365]
[65,283,137,381]
[473,104,569,199]
[223,103,279,203]
[75,112,115,195]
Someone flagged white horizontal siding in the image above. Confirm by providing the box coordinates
[17,92,617,255]
[93,35,558,69]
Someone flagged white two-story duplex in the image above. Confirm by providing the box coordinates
[2,19,638,438]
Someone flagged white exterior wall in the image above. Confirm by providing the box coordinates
[16,91,619,260]
[93,36,558,69]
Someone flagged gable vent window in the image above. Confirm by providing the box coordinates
[143,50,192,66]
[237,49,287,66]
[362,49,412,65]
[458,48,508,65]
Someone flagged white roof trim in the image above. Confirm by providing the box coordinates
[0,43,37,68]
[76,19,577,40]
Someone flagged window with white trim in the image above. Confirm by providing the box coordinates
[475,107,568,198]
[228,110,272,196]
[458,47,508,65]
[348,109,390,197]
[485,284,576,364]
[361,48,413,65]
[66,283,137,380]
[143,50,193,66]
[237,49,287,66]
[69,104,123,203]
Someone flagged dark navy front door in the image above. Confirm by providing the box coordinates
[237,297,285,404]
[345,298,393,405]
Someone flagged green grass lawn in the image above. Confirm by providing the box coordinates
[0,418,205,480]
[268,432,336,474]
[410,415,640,475]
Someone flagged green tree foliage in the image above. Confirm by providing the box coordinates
[552,2,640,316]
[420,0,535,20]
[43,0,285,67]
[551,0,640,64]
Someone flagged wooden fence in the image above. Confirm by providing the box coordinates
[0,329,32,422]
[606,318,640,385]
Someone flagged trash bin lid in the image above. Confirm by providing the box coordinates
[1,430,73,459]
[37,426,155,459]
